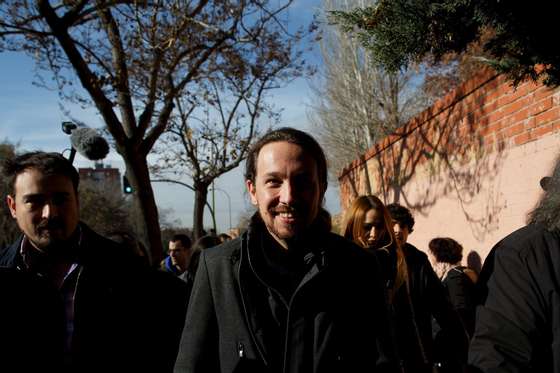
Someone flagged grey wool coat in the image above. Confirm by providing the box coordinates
[174,219,395,373]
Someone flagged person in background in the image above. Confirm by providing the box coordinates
[466,251,482,275]
[159,233,196,311]
[174,127,394,373]
[469,160,560,372]
[228,228,241,239]
[428,237,477,336]
[161,233,192,277]
[218,232,232,243]
[187,234,222,279]
[428,237,477,373]
[106,230,150,267]
[0,151,187,373]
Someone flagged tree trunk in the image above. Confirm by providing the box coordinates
[392,184,402,204]
[193,182,210,240]
[123,153,163,265]
[361,155,373,196]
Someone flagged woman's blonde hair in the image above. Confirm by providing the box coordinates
[342,195,408,298]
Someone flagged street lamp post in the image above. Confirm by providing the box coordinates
[210,186,232,230]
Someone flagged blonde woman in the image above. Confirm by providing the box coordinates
[343,195,407,300]
[343,196,467,373]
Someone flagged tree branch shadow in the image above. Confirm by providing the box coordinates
[340,71,507,241]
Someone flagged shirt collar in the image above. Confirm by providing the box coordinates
[19,225,83,271]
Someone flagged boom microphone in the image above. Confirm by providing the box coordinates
[70,127,110,161]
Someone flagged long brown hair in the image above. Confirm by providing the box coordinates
[343,195,408,295]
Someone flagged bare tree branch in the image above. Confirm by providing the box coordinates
[3,0,315,257]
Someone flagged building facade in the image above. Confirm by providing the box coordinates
[79,162,121,194]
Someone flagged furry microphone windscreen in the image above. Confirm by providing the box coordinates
[70,127,110,161]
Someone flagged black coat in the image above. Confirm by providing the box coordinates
[0,223,189,373]
[391,244,468,373]
[469,224,560,373]
[442,266,476,337]
[0,267,66,372]
[174,221,395,373]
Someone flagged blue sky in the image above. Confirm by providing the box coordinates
[0,0,341,233]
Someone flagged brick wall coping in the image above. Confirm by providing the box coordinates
[338,68,499,181]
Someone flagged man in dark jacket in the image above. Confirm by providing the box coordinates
[469,158,560,373]
[0,151,188,373]
[174,128,394,373]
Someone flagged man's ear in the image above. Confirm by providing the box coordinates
[245,180,258,206]
[6,195,17,218]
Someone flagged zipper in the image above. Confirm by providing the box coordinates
[237,236,269,367]
[281,251,326,373]
[69,265,84,351]
[238,341,245,358]
[242,234,327,373]
[281,269,308,373]
[282,297,294,373]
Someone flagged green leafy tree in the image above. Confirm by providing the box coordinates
[331,1,560,86]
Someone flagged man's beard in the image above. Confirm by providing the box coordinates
[31,219,76,258]
[269,204,307,238]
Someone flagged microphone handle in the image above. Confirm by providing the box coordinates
[68,147,77,165]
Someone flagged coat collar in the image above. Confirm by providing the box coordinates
[0,235,24,269]
[0,222,108,271]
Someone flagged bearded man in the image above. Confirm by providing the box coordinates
[174,127,395,373]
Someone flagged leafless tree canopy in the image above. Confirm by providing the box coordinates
[150,4,314,239]
[0,0,312,260]
[309,0,430,182]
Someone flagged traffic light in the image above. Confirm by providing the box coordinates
[123,175,133,194]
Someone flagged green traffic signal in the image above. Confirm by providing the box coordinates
[123,175,133,194]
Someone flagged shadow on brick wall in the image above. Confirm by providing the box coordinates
[339,70,508,241]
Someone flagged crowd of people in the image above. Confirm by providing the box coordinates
[0,126,557,373]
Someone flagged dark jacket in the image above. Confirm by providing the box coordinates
[160,255,195,307]
[0,223,188,373]
[442,266,476,337]
[0,267,65,372]
[393,243,468,373]
[174,219,395,373]
[469,224,560,373]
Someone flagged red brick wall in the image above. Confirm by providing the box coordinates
[338,68,560,261]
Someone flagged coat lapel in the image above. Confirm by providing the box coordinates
[236,233,271,365]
